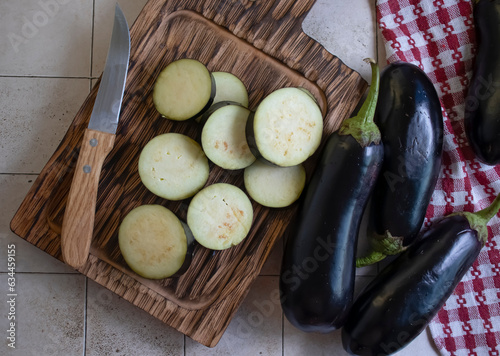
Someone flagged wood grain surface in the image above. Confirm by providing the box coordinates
[10,0,367,347]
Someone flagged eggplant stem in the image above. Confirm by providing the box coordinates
[475,193,500,223]
[356,251,386,268]
[338,58,381,147]
[358,58,379,126]
[459,193,500,245]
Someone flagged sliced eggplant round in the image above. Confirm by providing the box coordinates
[138,132,209,201]
[187,183,253,250]
[153,58,215,121]
[201,104,256,170]
[118,205,194,279]
[246,87,323,167]
[212,71,249,107]
[244,159,306,208]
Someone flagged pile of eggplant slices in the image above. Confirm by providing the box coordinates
[281,1,500,355]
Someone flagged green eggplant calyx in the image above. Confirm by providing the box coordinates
[339,58,381,147]
[356,251,386,268]
[338,118,381,148]
[454,193,500,246]
[371,230,408,255]
[355,230,407,268]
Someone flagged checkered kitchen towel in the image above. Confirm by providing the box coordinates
[376,0,500,354]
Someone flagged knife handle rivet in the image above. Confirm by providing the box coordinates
[89,138,98,147]
[83,165,92,174]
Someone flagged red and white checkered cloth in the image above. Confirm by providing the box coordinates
[376,0,500,354]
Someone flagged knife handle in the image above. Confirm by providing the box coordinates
[61,128,115,269]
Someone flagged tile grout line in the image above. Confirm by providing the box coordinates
[83,277,88,356]
[83,2,94,354]
[0,75,99,80]
[90,0,96,79]
[0,172,38,176]
[282,305,285,356]
[0,272,80,275]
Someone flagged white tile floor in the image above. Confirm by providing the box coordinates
[0,1,442,355]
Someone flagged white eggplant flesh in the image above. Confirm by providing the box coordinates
[247,87,323,167]
[187,183,253,250]
[212,71,249,107]
[138,133,209,201]
[244,160,306,208]
[201,104,256,170]
[153,58,215,121]
[118,205,193,279]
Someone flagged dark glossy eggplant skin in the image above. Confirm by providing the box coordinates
[280,133,383,333]
[370,62,443,247]
[342,215,482,356]
[465,0,500,165]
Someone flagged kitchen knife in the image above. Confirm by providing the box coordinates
[61,4,130,269]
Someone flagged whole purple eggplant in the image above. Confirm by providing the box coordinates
[465,0,500,165]
[280,59,383,332]
[357,61,443,268]
[342,194,500,355]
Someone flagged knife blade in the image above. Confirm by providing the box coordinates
[61,4,130,269]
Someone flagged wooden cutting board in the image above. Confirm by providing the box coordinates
[10,0,366,347]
